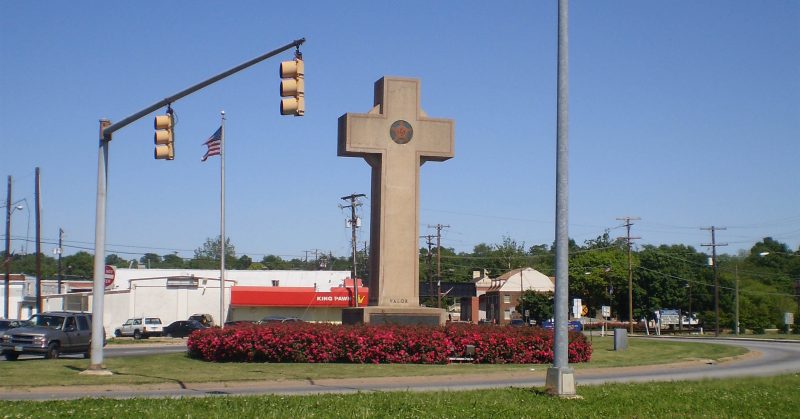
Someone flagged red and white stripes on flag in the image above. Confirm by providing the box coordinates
[201,127,222,161]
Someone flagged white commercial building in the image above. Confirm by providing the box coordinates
[35,268,357,335]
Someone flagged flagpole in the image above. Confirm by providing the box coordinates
[219,110,226,327]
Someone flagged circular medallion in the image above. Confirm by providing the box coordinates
[389,120,413,144]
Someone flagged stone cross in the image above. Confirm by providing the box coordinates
[338,77,454,308]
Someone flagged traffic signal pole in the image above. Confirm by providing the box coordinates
[87,38,305,374]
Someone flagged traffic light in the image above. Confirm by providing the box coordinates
[280,56,304,116]
[154,111,174,160]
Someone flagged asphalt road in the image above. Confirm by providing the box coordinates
[1,337,798,400]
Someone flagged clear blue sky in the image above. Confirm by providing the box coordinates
[1,1,798,263]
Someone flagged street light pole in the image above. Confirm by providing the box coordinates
[545,0,577,397]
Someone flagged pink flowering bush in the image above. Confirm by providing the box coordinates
[187,323,592,364]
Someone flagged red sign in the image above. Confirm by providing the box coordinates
[104,265,115,288]
[231,286,369,308]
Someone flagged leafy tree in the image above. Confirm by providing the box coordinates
[105,254,128,267]
[161,253,185,268]
[247,262,265,270]
[194,237,236,261]
[9,253,57,279]
[569,247,627,318]
[494,236,526,271]
[62,251,94,278]
[140,253,162,267]
[235,255,252,270]
[636,245,709,319]
[261,255,290,270]
[518,290,554,324]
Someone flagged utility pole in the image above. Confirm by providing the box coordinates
[702,226,727,337]
[617,216,640,334]
[35,167,42,313]
[735,265,740,336]
[4,175,11,319]
[421,234,435,302]
[687,281,692,331]
[341,193,365,307]
[57,228,64,294]
[428,224,449,309]
[362,241,368,286]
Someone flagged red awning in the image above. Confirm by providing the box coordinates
[231,286,369,307]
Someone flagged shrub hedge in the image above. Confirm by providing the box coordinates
[187,323,592,364]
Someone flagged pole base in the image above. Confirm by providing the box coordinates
[80,364,113,376]
[545,366,580,398]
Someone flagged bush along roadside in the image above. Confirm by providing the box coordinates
[187,323,592,364]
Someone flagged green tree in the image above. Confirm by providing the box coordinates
[9,253,57,279]
[494,236,526,271]
[63,251,94,278]
[105,254,128,268]
[161,253,184,268]
[194,237,236,261]
[235,255,253,270]
[518,290,554,324]
[140,253,162,267]
[569,247,627,318]
[261,255,290,270]
[637,245,709,320]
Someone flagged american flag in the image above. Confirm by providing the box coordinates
[201,127,222,161]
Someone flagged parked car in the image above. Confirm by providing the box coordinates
[0,311,101,360]
[188,314,214,327]
[114,317,164,339]
[258,316,304,324]
[0,319,31,334]
[163,320,207,338]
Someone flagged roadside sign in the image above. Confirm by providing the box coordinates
[660,309,680,325]
[104,265,115,288]
[572,298,582,318]
[785,312,794,325]
[602,305,611,318]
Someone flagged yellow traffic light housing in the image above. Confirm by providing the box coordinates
[280,56,304,116]
[154,112,174,160]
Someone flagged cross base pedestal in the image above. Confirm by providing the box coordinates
[342,306,446,326]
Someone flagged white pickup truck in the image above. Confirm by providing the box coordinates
[113,317,163,339]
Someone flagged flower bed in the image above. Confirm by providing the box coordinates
[187,323,592,364]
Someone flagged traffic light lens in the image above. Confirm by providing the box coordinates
[154,115,171,130]
[154,130,171,145]
[154,145,171,159]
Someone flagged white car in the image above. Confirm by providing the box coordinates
[114,317,163,339]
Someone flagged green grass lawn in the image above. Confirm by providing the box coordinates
[1,374,798,418]
[0,337,746,388]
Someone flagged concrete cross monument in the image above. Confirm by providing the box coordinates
[338,77,454,325]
